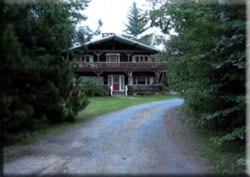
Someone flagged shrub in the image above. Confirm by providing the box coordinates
[82,79,106,97]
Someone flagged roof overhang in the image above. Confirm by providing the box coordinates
[63,34,160,54]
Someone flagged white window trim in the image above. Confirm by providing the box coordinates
[108,75,125,91]
[133,76,153,85]
[106,53,120,63]
[132,55,149,63]
[120,75,125,91]
[82,55,93,63]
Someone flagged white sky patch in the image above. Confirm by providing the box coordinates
[80,0,177,51]
[82,0,149,35]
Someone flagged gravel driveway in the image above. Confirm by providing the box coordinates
[4,98,209,175]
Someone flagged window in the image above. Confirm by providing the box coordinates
[133,77,154,85]
[120,75,125,91]
[138,77,146,85]
[133,55,148,62]
[82,55,93,62]
[106,53,120,63]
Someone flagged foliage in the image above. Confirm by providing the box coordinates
[81,79,107,97]
[64,89,89,122]
[3,95,174,149]
[191,124,245,174]
[148,1,246,146]
[123,2,148,39]
[75,19,103,43]
[1,0,90,144]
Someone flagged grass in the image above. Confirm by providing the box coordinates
[5,94,245,174]
[77,94,176,121]
[4,94,175,149]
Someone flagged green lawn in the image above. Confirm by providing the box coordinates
[5,94,246,175]
[6,94,175,148]
[77,95,176,122]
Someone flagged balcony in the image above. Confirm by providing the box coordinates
[72,61,168,73]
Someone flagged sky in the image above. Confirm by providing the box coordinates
[83,0,150,35]
[81,0,176,50]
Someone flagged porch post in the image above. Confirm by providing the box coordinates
[128,71,133,85]
[95,72,103,86]
[110,85,113,96]
[124,51,133,62]
[93,51,103,62]
[154,71,161,84]
[96,54,101,62]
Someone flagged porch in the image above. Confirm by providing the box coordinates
[75,61,167,95]
[90,84,164,96]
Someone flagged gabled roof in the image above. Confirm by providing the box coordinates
[66,34,160,53]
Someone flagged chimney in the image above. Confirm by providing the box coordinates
[102,33,115,38]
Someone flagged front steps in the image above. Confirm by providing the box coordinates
[112,91,126,96]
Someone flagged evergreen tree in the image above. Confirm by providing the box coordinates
[149,2,246,144]
[75,19,103,44]
[1,0,90,144]
[2,24,33,133]
[148,1,246,172]
[124,2,148,39]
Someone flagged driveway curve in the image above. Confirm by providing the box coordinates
[4,98,209,175]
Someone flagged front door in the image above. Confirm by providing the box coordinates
[108,75,125,91]
[113,75,120,91]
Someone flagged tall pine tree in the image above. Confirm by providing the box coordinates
[124,2,148,39]
[147,1,246,172]
[148,1,246,144]
[1,0,90,144]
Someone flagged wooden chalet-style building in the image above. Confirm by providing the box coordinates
[64,33,168,95]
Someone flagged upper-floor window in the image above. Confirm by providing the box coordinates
[82,55,93,62]
[106,53,120,63]
[132,55,149,62]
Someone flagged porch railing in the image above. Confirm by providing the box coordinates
[80,84,164,95]
[127,85,164,94]
[72,61,168,72]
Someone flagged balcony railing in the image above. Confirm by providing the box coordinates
[72,61,168,72]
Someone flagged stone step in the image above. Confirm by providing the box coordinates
[112,91,126,96]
